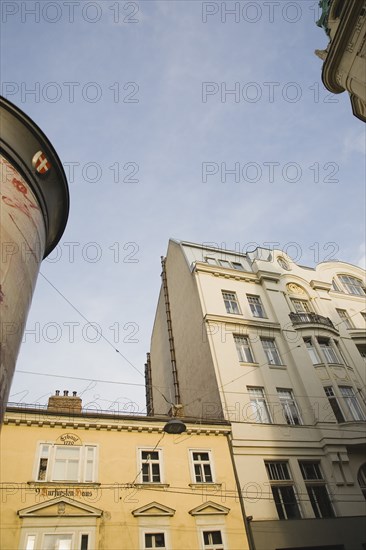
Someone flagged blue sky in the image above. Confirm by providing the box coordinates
[2,0,365,412]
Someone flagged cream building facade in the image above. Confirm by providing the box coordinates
[148,240,366,550]
[316,0,366,121]
[0,392,248,550]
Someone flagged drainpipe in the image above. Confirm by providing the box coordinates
[226,432,256,550]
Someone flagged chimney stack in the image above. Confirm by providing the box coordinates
[47,390,82,414]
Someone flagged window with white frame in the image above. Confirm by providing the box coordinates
[222,291,240,314]
[265,461,301,520]
[231,261,244,271]
[304,338,321,365]
[339,386,366,421]
[356,344,366,358]
[140,450,161,483]
[233,335,254,363]
[261,338,282,365]
[218,259,231,268]
[324,387,345,423]
[291,299,311,313]
[205,257,217,265]
[35,444,97,483]
[318,338,340,364]
[277,389,302,425]
[336,309,354,329]
[144,533,166,549]
[331,278,341,292]
[247,294,266,318]
[190,451,213,483]
[361,312,366,324]
[338,275,365,296]
[299,461,335,518]
[247,387,271,423]
[203,531,224,550]
[23,531,92,550]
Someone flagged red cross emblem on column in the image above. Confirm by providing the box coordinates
[32,151,51,174]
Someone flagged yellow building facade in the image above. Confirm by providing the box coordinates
[0,394,249,550]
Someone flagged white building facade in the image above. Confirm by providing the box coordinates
[148,239,366,550]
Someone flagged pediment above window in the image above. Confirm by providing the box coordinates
[18,497,102,518]
[189,501,230,516]
[132,501,175,517]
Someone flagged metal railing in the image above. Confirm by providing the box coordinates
[289,312,336,329]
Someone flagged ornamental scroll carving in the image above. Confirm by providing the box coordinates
[287,283,305,295]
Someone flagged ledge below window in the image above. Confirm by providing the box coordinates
[189,483,222,490]
[27,481,100,486]
[134,483,170,489]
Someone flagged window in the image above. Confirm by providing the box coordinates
[299,461,335,518]
[338,275,365,296]
[357,344,366,358]
[277,257,290,270]
[291,299,311,313]
[24,532,91,550]
[318,338,340,364]
[191,451,213,483]
[324,387,345,423]
[144,533,166,549]
[203,531,224,550]
[218,260,231,268]
[140,450,161,483]
[331,278,341,292]
[205,257,217,265]
[265,462,301,520]
[231,261,244,271]
[339,386,366,421]
[222,291,240,314]
[336,309,354,329]
[277,389,302,425]
[261,338,282,365]
[247,387,271,423]
[304,338,321,365]
[234,335,254,363]
[361,312,366,323]
[247,294,266,318]
[35,444,97,483]
[357,464,366,499]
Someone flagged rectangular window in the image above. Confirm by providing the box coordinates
[318,339,340,364]
[339,386,366,421]
[356,344,366,358]
[231,261,244,271]
[222,291,240,314]
[191,451,213,483]
[36,445,97,483]
[247,387,271,423]
[144,533,166,549]
[203,531,224,550]
[141,450,161,483]
[291,299,311,313]
[304,338,321,365]
[277,389,302,425]
[265,461,301,520]
[324,387,345,423]
[336,309,354,329]
[299,461,335,518]
[234,335,254,363]
[218,260,231,268]
[43,534,73,550]
[361,312,366,323]
[247,294,266,318]
[261,338,282,365]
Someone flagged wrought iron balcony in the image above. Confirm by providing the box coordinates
[289,312,336,330]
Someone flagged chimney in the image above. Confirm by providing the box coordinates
[47,390,82,414]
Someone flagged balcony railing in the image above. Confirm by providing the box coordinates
[289,312,336,329]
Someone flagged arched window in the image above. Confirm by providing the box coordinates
[338,275,365,296]
[357,464,366,499]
